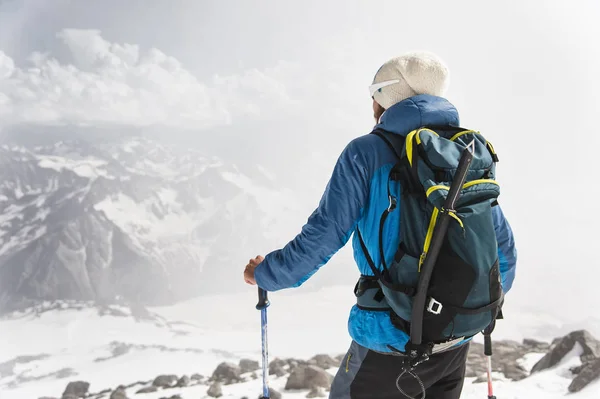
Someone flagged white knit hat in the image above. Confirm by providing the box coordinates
[370,51,450,109]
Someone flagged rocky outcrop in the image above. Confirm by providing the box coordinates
[530,330,600,393]
[532,330,600,373]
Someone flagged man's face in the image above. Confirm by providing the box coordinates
[373,98,385,123]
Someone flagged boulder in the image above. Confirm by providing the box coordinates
[152,374,178,388]
[136,386,158,394]
[109,386,128,399]
[308,354,339,370]
[285,365,333,390]
[62,381,90,398]
[176,375,190,387]
[212,362,242,384]
[239,359,260,373]
[207,381,222,398]
[306,386,326,398]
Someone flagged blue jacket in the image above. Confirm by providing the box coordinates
[255,94,517,353]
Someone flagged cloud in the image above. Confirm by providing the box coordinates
[0,29,309,129]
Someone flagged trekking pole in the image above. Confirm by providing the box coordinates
[484,330,496,399]
[410,140,476,348]
[256,287,270,399]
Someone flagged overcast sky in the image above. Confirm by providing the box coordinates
[1,0,599,326]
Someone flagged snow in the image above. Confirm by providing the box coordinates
[93,192,212,239]
[37,155,112,179]
[1,287,600,399]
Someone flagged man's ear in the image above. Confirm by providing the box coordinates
[373,98,385,123]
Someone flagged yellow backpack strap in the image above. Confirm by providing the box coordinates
[486,140,499,162]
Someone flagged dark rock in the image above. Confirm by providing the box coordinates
[136,386,158,394]
[152,374,178,388]
[176,375,190,387]
[191,373,203,381]
[308,354,339,370]
[109,386,128,399]
[111,343,131,358]
[62,381,90,398]
[125,380,149,389]
[532,330,600,373]
[269,358,287,376]
[239,359,260,373]
[467,341,534,381]
[212,362,242,384]
[207,381,223,397]
[257,388,281,399]
[502,363,527,381]
[285,365,333,390]
[523,338,550,352]
[570,365,585,375]
[569,358,600,392]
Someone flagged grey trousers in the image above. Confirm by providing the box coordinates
[329,341,470,399]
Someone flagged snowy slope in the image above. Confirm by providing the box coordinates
[1,286,599,399]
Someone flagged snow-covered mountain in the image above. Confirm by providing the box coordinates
[0,129,302,312]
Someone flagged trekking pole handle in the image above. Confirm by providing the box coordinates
[484,334,493,356]
[445,141,475,211]
[256,287,270,310]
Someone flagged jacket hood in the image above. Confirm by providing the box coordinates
[374,94,460,137]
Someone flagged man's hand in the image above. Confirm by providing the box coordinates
[244,255,264,285]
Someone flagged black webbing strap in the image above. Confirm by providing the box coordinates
[434,292,505,316]
[356,228,381,279]
[356,227,416,297]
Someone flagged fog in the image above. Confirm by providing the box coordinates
[1,0,599,327]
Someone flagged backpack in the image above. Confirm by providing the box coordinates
[355,125,504,363]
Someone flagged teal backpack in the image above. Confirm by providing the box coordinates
[355,125,504,363]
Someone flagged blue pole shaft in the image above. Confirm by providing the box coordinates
[257,288,270,399]
[261,307,269,398]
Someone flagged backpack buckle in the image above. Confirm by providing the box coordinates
[426,297,443,315]
[388,195,397,212]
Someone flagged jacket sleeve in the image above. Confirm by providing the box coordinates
[254,138,372,292]
[492,205,517,293]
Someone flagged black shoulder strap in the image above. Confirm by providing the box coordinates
[356,228,381,279]
[371,129,404,160]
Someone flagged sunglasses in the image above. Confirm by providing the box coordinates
[368,79,400,97]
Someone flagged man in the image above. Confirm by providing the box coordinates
[244,51,517,398]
